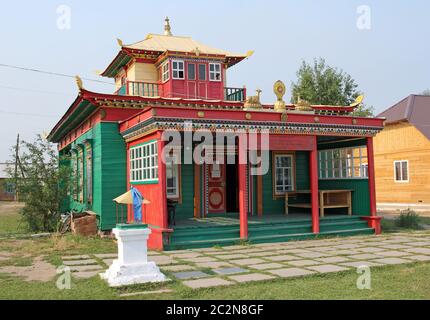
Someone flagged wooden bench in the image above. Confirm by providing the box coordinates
[284,190,352,217]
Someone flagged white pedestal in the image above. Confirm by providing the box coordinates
[100,226,167,287]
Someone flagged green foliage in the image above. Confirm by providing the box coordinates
[396,209,421,229]
[6,135,72,233]
[291,58,374,116]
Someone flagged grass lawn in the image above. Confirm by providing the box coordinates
[0,201,26,235]
[1,202,430,300]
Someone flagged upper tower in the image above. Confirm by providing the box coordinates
[101,18,252,101]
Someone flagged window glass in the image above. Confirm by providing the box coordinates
[274,154,294,195]
[130,141,159,183]
[188,63,196,80]
[318,146,368,179]
[209,63,221,81]
[172,60,184,79]
[162,62,169,82]
[198,64,206,81]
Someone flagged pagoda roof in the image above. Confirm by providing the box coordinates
[101,33,250,78]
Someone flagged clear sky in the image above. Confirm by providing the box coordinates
[0,0,429,161]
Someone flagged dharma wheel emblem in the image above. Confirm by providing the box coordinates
[273,80,286,112]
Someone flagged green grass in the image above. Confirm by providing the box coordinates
[1,262,430,299]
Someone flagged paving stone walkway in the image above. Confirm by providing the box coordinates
[59,231,430,289]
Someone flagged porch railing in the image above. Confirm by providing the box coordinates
[128,81,160,97]
[224,87,246,102]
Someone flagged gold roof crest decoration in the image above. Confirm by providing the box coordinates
[244,89,262,110]
[75,76,84,90]
[273,80,287,112]
[350,95,365,108]
[295,95,313,112]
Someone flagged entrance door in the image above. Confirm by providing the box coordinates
[208,162,226,213]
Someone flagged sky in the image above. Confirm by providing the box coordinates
[0,0,429,161]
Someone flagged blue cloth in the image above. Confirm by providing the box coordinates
[131,187,144,222]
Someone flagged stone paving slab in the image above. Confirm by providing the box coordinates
[405,248,430,255]
[356,247,387,253]
[161,264,197,272]
[61,255,90,260]
[316,256,351,264]
[295,252,331,259]
[340,261,384,268]
[375,251,412,257]
[119,289,173,297]
[183,256,217,263]
[331,244,363,250]
[169,252,202,259]
[406,255,430,261]
[63,259,98,266]
[287,259,321,267]
[212,253,249,260]
[346,253,382,260]
[228,273,276,283]
[306,264,350,273]
[213,267,249,275]
[183,277,233,289]
[249,263,284,270]
[379,244,411,250]
[229,258,266,266]
[68,265,104,272]
[102,258,114,266]
[73,270,102,279]
[372,257,412,265]
[266,255,298,262]
[148,256,176,265]
[172,271,210,280]
[93,253,117,258]
[332,250,361,255]
[252,251,279,257]
[195,261,233,269]
[267,267,315,278]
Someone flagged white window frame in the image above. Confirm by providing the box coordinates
[394,160,409,183]
[209,63,221,81]
[273,153,295,196]
[130,141,159,184]
[318,146,368,180]
[161,61,170,83]
[172,60,185,79]
[166,153,180,199]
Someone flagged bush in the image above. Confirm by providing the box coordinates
[395,209,421,229]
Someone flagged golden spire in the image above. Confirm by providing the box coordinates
[350,95,364,107]
[75,76,84,90]
[273,80,286,112]
[164,17,172,36]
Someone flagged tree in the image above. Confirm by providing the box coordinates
[7,135,71,232]
[291,58,374,116]
[421,89,430,96]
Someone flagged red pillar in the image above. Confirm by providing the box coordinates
[238,134,248,239]
[157,135,168,229]
[366,137,377,217]
[361,137,382,234]
[310,139,320,234]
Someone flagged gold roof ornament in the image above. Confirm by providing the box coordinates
[350,94,364,107]
[295,95,313,112]
[116,38,123,47]
[75,76,84,90]
[244,89,262,110]
[273,80,287,112]
[164,17,172,36]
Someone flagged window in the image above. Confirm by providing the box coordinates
[161,62,169,82]
[187,63,196,80]
[274,153,294,195]
[394,160,409,182]
[172,60,184,79]
[319,146,368,179]
[198,64,206,81]
[130,141,159,183]
[85,143,92,203]
[166,154,180,199]
[5,182,14,194]
[71,152,78,200]
[78,149,84,202]
[209,63,221,81]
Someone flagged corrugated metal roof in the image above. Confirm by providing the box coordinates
[378,94,430,140]
[125,34,244,57]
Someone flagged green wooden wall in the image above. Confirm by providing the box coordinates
[64,122,126,230]
[262,151,310,214]
[318,179,370,216]
[175,163,194,219]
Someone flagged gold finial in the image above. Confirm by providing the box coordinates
[244,89,262,110]
[75,76,83,90]
[295,95,313,112]
[193,47,200,57]
[350,95,364,107]
[273,80,286,112]
[164,17,172,36]
[246,50,255,58]
[116,38,123,47]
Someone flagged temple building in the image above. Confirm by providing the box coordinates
[48,18,385,250]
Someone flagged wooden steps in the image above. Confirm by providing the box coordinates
[164,216,375,251]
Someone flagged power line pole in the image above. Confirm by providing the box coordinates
[14,134,19,201]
